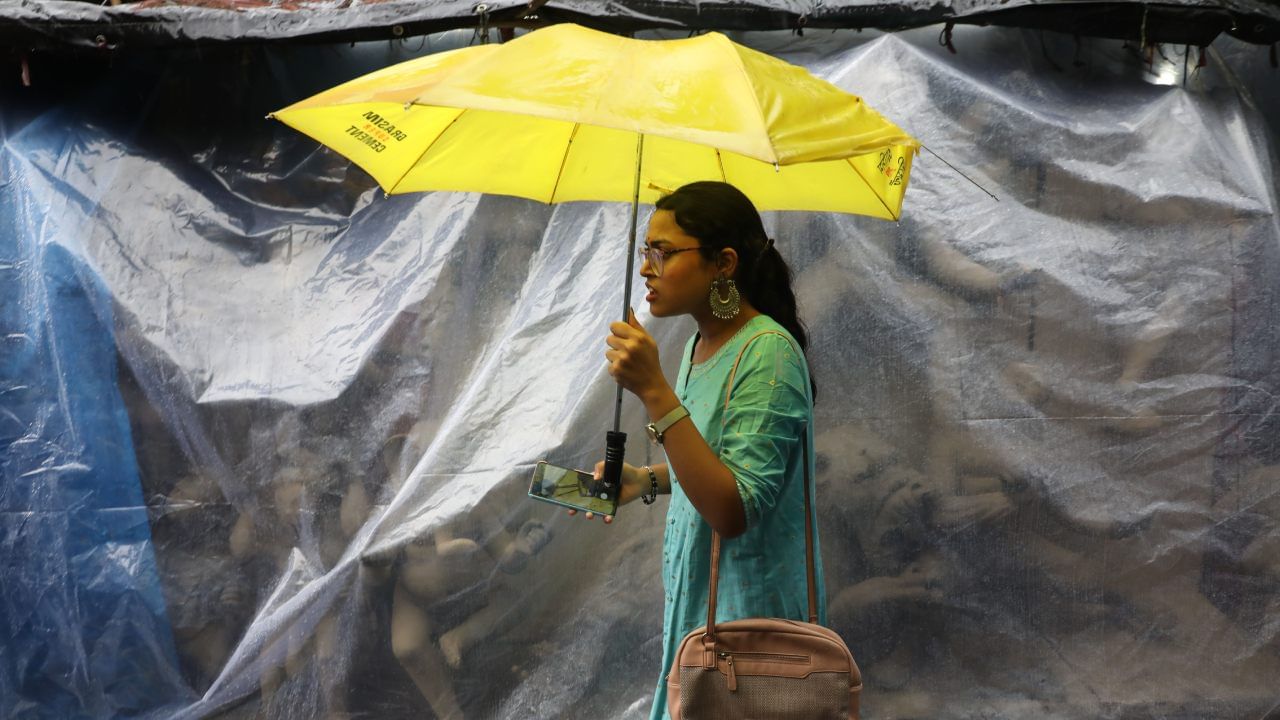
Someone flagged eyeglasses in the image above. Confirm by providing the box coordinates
[637,245,703,277]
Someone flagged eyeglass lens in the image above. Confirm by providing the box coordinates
[639,247,663,276]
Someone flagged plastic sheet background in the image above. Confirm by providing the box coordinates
[2,26,1278,719]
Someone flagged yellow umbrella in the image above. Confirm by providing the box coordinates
[270,23,919,492]
[270,23,918,217]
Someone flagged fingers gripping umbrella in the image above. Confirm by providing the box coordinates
[270,23,919,494]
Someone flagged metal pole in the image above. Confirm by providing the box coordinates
[602,133,645,496]
[613,133,645,431]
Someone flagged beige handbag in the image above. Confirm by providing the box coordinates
[666,331,862,720]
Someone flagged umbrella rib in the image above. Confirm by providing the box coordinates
[720,34,779,164]
[548,122,581,204]
[386,106,467,193]
[846,156,899,221]
[715,148,727,183]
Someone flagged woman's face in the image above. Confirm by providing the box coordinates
[641,209,717,318]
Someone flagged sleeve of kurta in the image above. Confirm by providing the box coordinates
[717,332,811,530]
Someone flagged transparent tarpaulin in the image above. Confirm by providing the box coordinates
[1,26,1277,719]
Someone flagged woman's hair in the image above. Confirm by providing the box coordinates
[655,181,816,397]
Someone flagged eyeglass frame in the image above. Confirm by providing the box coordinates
[637,245,704,277]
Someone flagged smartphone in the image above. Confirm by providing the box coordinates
[528,461,619,517]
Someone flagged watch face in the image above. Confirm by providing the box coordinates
[646,424,660,444]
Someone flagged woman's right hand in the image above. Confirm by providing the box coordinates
[567,461,648,524]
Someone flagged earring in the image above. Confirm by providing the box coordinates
[709,276,741,320]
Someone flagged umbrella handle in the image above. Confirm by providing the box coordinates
[601,430,626,496]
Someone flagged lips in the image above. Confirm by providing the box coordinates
[645,284,657,302]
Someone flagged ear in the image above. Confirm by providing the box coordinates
[716,247,740,278]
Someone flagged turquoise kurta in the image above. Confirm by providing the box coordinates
[651,314,826,720]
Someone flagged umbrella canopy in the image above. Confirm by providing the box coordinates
[270,23,919,219]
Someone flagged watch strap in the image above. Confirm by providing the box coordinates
[652,404,690,441]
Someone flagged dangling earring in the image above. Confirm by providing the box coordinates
[709,275,741,320]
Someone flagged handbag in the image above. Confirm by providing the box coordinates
[666,331,863,720]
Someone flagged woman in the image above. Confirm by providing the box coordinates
[575,181,824,719]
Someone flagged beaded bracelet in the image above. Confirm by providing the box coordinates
[641,465,659,505]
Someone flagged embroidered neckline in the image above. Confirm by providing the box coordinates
[687,315,771,380]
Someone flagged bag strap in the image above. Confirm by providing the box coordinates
[703,331,817,651]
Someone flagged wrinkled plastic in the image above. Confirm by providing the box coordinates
[546,0,1280,44]
[4,0,1279,48]
[0,1,528,48]
[2,26,1279,720]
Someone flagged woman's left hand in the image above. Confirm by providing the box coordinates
[605,309,666,402]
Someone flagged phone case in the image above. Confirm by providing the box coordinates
[528,460,619,516]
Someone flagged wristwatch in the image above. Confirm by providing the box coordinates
[646,404,690,445]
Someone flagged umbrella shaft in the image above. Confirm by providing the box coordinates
[612,133,645,432]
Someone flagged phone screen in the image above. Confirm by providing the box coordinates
[528,461,619,516]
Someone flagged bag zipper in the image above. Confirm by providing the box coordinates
[720,650,809,664]
[719,652,737,691]
[717,651,810,692]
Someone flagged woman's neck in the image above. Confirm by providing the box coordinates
[692,304,761,362]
